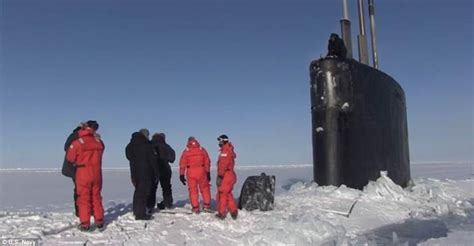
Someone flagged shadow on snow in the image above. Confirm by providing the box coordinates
[354,208,474,245]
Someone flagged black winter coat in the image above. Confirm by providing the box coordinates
[151,136,175,179]
[151,136,176,166]
[61,127,81,178]
[126,132,159,184]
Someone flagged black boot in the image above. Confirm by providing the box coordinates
[157,201,166,210]
[135,214,152,220]
[78,224,91,232]
[215,213,225,220]
[96,223,105,232]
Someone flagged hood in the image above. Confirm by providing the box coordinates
[186,139,201,149]
[151,134,165,144]
[130,132,149,144]
[78,128,95,137]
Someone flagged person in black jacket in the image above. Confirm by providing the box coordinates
[125,129,159,220]
[62,120,99,217]
[62,123,82,217]
[327,33,347,59]
[150,133,176,209]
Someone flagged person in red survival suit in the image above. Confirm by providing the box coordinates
[215,134,238,220]
[66,123,105,231]
[179,137,212,213]
[62,120,98,218]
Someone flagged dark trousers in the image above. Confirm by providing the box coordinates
[159,164,173,207]
[147,181,159,210]
[146,164,173,209]
[133,180,152,218]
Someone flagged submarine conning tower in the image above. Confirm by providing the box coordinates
[309,58,410,189]
[309,0,410,189]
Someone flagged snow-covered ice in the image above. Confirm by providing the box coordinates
[0,163,473,245]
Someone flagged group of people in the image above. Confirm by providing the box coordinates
[177,134,238,220]
[63,121,238,232]
[125,128,175,220]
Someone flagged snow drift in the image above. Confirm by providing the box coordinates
[0,167,472,245]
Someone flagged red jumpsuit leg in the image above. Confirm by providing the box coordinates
[218,172,237,216]
[198,175,211,209]
[227,190,237,214]
[75,169,92,227]
[217,185,229,215]
[187,176,200,212]
[215,190,220,211]
[91,177,104,225]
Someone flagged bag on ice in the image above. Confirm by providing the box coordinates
[238,173,275,211]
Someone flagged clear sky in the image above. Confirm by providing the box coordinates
[1,0,472,168]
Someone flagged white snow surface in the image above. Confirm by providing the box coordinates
[0,163,473,245]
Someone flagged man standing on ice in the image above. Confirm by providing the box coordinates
[150,132,176,210]
[179,136,212,213]
[66,121,105,231]
[126,129,158,220]
[215,134,238,220]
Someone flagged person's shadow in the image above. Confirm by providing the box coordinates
[169,198,220,210]
[103,203,132,223]
[103,197,222,225]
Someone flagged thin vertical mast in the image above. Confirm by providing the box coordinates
[342,0,349,20]
[340,0,353,59]
[357,0,369,64]
[368,0,379,68]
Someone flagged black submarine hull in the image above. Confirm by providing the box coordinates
[310,58,410,189]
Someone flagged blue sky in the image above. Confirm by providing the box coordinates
[1,0,472,168]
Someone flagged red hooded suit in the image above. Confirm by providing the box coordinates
[179,138,211,212]
[66,128,105,228]
[216,142,237,217]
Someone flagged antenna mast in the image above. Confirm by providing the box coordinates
[340,0,353,59]
[357,0,369,64]
[368,0,379,68]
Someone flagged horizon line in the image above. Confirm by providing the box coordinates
[0,161,472,172]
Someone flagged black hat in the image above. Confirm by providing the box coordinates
[217,134,229,142]
[86,120,99,130]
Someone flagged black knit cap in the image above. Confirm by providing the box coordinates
[217,134,229,142]
[86,120,99,130]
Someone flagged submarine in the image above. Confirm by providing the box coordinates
[310,0,410,189]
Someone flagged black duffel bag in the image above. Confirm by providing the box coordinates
[238,173,275,211]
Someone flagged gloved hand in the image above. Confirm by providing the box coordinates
[207,172,211,182]
[180,175,187,186]
[216,176,223,187]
